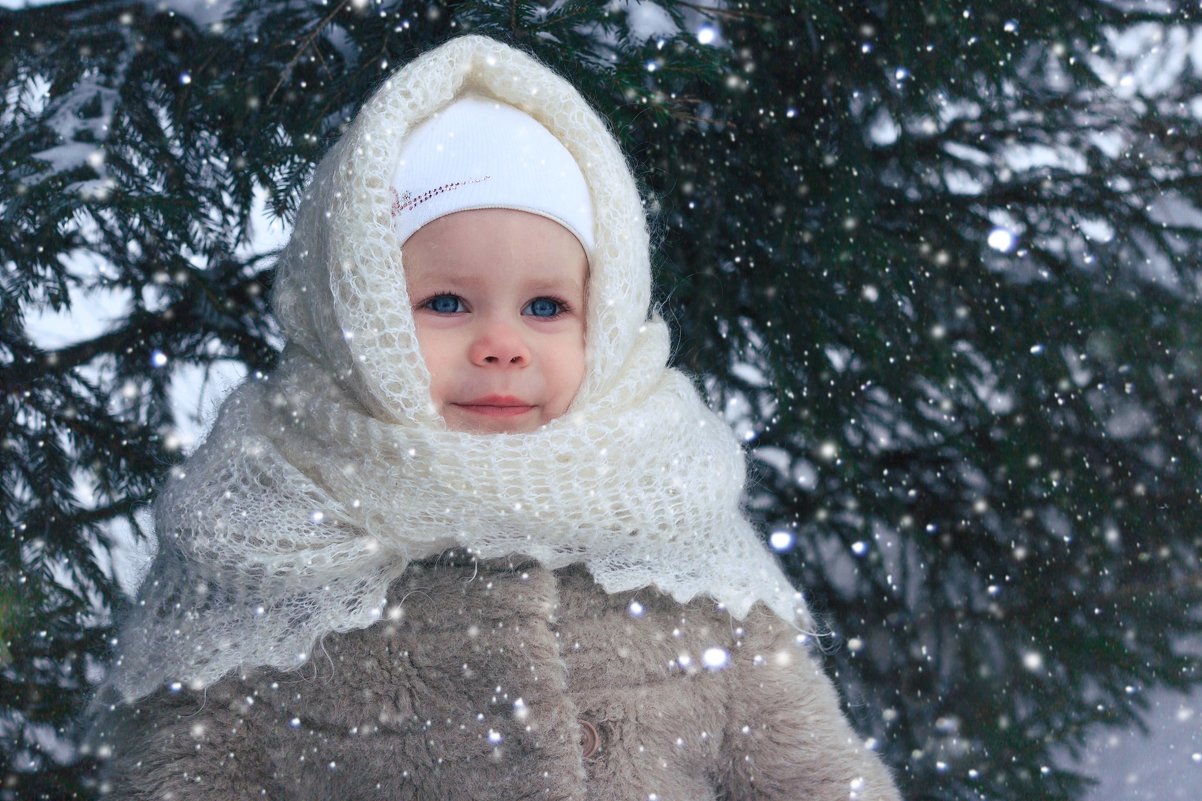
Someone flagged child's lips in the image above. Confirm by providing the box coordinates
[453,395,536,418]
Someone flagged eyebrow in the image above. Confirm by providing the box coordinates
[521,275,586,294]
[407,265,586,294]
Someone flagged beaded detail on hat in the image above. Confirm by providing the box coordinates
[390,178,491,219]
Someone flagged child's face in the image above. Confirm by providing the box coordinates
[402,208,588,433]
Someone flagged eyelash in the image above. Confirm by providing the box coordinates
[524,295,573,319]
[418,293,467,314]
[417,292,574,319]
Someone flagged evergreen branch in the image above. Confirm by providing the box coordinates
[267,0,353,105]
[531,2,593,31]
[69,497,146,530]
[2,318,167,395]
[673,1,769,22]
[1089,1,1201,24]
[1,271,270,393]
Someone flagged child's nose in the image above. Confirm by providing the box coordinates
[469,321,531,367]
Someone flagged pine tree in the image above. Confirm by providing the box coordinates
[3,2,1201,799]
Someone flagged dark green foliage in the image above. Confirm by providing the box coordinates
[2,1,1201,799]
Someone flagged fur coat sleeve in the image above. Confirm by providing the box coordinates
[95,560,901,801]
[97,676,278,800]
[718,606,902,800]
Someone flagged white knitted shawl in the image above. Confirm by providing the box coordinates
[101,36,809,704]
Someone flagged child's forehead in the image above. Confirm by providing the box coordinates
[402,208,588,290]
[406,256,586,288]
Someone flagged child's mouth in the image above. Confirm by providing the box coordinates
[453,396,536,418]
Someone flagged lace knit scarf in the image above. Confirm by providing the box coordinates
[100,36,809,705]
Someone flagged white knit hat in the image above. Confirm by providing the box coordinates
[391,94,595,251]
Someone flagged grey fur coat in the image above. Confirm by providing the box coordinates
[98,556,901,800]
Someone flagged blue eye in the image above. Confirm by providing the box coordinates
[424,294,465,314]
[524,297,564,318]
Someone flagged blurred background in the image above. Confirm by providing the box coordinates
[2,1,1201,799]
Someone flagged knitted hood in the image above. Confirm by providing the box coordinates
[272,35,654,424]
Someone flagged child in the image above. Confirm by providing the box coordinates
[90,36,902,800]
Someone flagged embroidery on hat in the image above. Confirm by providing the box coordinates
[390,177,491,218]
